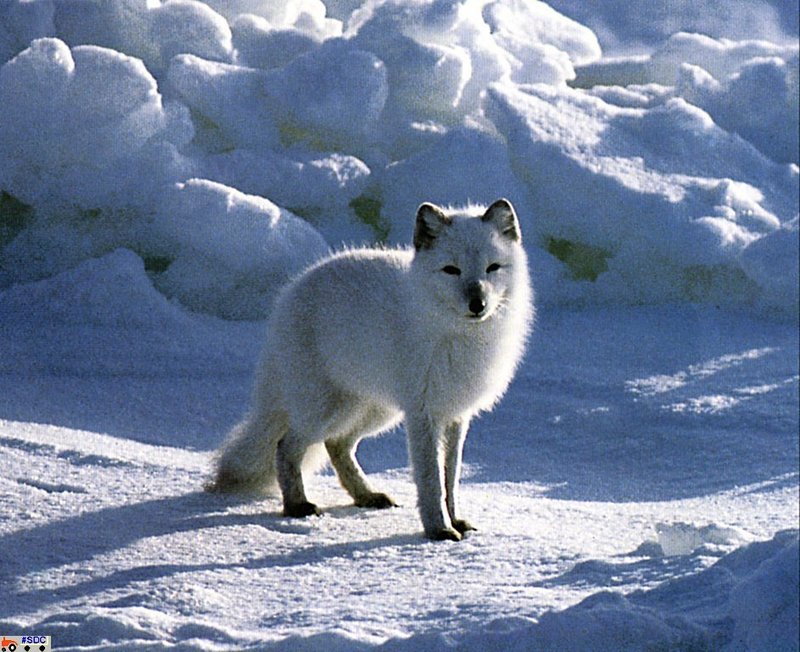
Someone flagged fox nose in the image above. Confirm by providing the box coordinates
[469,296,486,315]
[466,282,487,316]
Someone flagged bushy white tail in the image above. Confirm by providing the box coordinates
[208,409,285,494]
[207,373,330,495]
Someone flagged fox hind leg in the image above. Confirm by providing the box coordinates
[325,405,400,509]
[277,434,321,517]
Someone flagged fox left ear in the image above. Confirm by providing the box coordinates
[414,202,452,250]
[482,198,521,242]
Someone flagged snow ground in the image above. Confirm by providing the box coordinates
[0,269,797,650]
[0,0,798,650]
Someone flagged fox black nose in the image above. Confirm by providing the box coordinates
[467,282,487,316]
[469,296,486,315]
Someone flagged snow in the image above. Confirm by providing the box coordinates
[149,179,329,319]
[0,280,797,649]
[0,0,798,650]
[544,0,799,54]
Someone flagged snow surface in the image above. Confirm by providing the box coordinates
[0,0,798,650]
[1,252,797,651]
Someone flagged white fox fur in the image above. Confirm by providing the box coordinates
[210,199,533,541]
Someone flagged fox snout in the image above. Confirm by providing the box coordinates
[466,282,488,318]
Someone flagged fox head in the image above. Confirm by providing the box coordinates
[412,199,528,325]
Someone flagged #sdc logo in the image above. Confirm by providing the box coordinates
[1,636,50,652]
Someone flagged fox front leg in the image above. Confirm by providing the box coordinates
[406,413,461,541]
[444,418,476,536]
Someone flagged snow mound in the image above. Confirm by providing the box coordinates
[349,0,600,146]
[546,0,799,53]
[379,126,530,239]
[0,248,188,330]
[485,82,798,311]
[205,0,342,40]
[649,32,799,86]
[382,530,799,652]
[576,33,800,164]
[166,54,281,152]
[0,37,192,211]
[151,179,328,319]
[167,40,388,155]
[1,1,798,319]
[52,0,233,75]
[231,14,322,70]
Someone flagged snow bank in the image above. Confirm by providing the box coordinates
[0,38,192,211]
[349,0,600,139]
[381,530,799,652]
[205,0,342,40]
[485,82,798,310]
[379,126,530,238]
[150,179,328,319]
[0,1,798,318]
[546,0,799,53]
[0,248,188,330]
[52,0,234,75]
[577,33,800,164]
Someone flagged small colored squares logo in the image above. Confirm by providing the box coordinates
[1,636,50,651]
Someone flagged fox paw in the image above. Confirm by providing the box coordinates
[355,492,398,509]
[427,527,462,542]
[283,501,321,517]
[452,519,476,535]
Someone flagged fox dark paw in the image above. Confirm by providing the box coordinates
[452,519,476,535]
[283,501,321,517]
[355,492,398,509]
[427,527,462,542]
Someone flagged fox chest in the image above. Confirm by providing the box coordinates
[420,331,517,417]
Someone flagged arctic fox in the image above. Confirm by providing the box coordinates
[209,199,533,541]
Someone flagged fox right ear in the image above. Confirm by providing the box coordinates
[414,203,451,250]
[482,198,521,242]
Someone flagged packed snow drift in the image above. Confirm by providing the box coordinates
[0,0,797,650]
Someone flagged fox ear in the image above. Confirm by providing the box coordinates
[414,203,452,250]
[482,198,521,242]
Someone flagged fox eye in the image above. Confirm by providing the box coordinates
[486,263,502,273]
[442,265,462,276]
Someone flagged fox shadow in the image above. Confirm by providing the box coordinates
[0,490,421,618]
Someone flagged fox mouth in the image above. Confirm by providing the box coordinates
[466,310,491,322]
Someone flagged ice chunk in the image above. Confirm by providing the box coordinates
[168,41,388,155]
[203,0,342,39]
[677,53,799,164]
[545,2,796,53]
[166,54,281,152]
[266,38,389,152]
[232,14,320,70]
[484,83,797,308]
[380,126,530,240]
[53,0,233,75]
[655,521,751,556]
[202,149,371,215]
[350,1,473,124]
[0,248,191,329]
[0,38,193,211]
[482,0,601,83]
[739,217,800,315]
[648,32,798,85]
[151,179,328,319]
[147,0,234,72]
[349,0,601,136]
